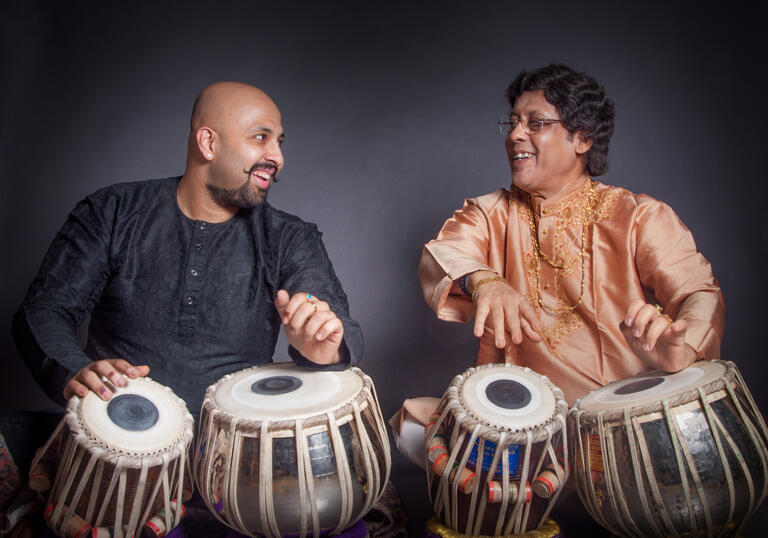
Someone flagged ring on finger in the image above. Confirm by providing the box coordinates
[654,303,664,314]
[661,313,673,324]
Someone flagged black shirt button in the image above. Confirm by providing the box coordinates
[199,222,207,230]
[195,243,202,250]
[186,296,194,305]
[190,269,199,277]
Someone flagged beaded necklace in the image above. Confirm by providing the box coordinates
[525,180,596,313]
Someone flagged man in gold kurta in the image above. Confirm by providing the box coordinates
[418,64,724,404]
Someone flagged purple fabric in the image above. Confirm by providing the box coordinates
[225,518,368,538]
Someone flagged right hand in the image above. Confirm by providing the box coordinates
[63,359,150,402]
[470,271,542,348]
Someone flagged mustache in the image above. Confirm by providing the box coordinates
[244,162,280,183]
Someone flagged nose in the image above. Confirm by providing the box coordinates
[510,121,528,141]
[265,139,284,170]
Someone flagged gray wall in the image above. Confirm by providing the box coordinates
[2,1,766,534]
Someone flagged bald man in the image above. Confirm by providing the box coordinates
[12,82,363,417]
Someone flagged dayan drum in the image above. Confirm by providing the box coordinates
[30,377,194,538]
[425,364,569,536]
[194,363,391,538]
[569,360,768,537]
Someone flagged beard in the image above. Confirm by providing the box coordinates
[206,174,267,209]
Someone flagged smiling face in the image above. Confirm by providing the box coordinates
[199,85,285,208]
[505,90,591,200]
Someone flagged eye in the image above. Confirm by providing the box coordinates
[528,119,545,131]
[254,133,267,141]
[508,119,520,130]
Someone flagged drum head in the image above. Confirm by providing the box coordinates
[212,363,364,420]
[576,360,727,412]
[78,377,188,453]
[461,365,557,430]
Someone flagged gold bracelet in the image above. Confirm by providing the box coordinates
[471,275,506,303]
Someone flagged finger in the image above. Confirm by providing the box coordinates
[91,361,125,388]
[620,321,638,347]
[78,369,114,401]
[109,359,146,379]
[521,317,542,342]
[474,302,490,338]
[288,302,317,333]
[274,289,291,318]
[504,304,522,345]
[315,317,344,341]
[492,305,506,348]
[64,379,89,400]
[633,304,660,338]
[284,292,315,324]
[624,299,646,327]
[303,310,335,339]
[314,300,330,312]
[643,317,671,351]
[518,300,542,334]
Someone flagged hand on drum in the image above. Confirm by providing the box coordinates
[469,271,542,348]
[274,289,343,365]
[63,359,150,402]
[621,299,696,371]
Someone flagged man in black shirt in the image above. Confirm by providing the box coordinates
[12,81,363,417]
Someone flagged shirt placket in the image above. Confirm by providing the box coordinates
[179,220,209,339]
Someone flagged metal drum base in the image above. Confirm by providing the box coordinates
[424,515,562,537]
[225,517,368,537]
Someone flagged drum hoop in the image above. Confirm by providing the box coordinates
[200,366,374,433]
[570,360,737,422]
[445,364,568,444]
[65,377,194,467]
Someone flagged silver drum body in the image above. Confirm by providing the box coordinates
[194,364,390,537]
[570,360,768,537]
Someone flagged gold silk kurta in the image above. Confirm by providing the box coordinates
[418,180,724,404]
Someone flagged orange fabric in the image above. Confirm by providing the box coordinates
[418,180,724,404]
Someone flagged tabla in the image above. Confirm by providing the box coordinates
[569,360,768,537]
[193,364,391,538]
[31,376,194,538]
[425,364,569,536]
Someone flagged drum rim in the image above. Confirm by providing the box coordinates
[442,364,568,444]
[200,365,375,432]
[66,376,194,466]
[569,360,736,421]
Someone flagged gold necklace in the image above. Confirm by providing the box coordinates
[525,181,595,313]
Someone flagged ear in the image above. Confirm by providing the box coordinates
[195,127,216,161]
[575,132,593,156]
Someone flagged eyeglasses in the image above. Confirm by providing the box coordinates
[498,117,562,136]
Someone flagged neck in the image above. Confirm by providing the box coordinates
[177,172,237,223]
[529,174,590,206]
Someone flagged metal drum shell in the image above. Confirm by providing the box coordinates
[33,377,194,538]
[194,365,391,538]
[569,360,768,537]
[426,364,569,536]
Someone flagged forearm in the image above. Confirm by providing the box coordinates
[12,305,91,406]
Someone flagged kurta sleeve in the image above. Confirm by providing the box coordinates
[632,199,725,359]
[12,194,115,405]
[279,224,363,369]
[418,199,497,323]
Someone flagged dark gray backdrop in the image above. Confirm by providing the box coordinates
[2,1,767,535]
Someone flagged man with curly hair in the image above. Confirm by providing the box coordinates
[418,63,724,404]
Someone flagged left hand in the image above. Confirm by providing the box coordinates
[274,290,343,365]
[620,299,696,371]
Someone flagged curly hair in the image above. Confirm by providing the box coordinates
[505,64,615,177]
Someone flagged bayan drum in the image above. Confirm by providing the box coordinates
[194,363,390,538]
[425,364,569,536]
[570,360,768,537]
[31,377,194,538]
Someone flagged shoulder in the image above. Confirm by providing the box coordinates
[458,188,513,222]
[81,177,178,215]
[593,180,687,232]
[260,203,322,245]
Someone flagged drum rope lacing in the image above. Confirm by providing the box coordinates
[32,377,193,538]
[570,361,768,538]
[194,366,391,538]
[425,364,569,535]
